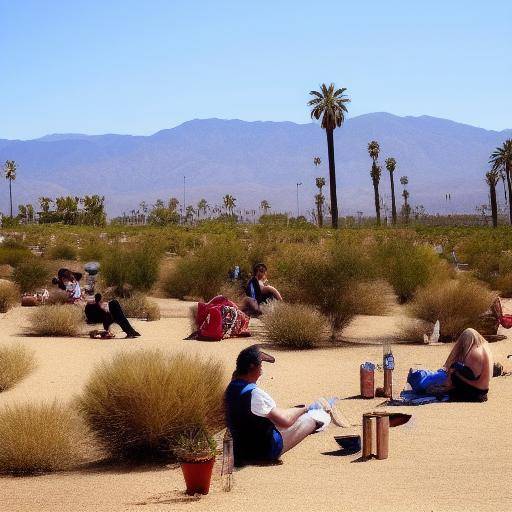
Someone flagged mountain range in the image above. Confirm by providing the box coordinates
[0,113,510,217]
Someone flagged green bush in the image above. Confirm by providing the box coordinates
[102,243,162,295]
[0,247,32,268]
[376,239,452,302]
[80,242,107,262]
[12,259,51,293]
[46,244,78,260]
[0,344,36,391]
[162,240,245,301]
[261,302,329,349]
[0,402,88,475]
[78,350,224,460]
[409,277,496,340]
[0,280,19,312]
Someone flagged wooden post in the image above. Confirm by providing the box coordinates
[376,416,390,460]
[383,369,393,398]
[362,414,373,460]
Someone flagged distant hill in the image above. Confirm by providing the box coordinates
[0,113,510,217]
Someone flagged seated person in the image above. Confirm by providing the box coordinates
[241,263,282,315]
[52,268,83,304]
[225,345,337,466]
[407,328,492,402]
[443,328,493,402]
[84,293,141,339]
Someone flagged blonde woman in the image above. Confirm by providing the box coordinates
[443,328,493,402]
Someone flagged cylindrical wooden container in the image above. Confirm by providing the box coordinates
[360,366,375,398]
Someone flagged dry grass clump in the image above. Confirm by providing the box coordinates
[0,280,19,313]
[261,302,330,349]
[350,280,396,315]
[0,344,36,391]
[0,402,89,475]
[397,318,434,343]
[77,350,224,460]
[119,293,161,321]
[46,244,78,260]
[409,277,496,340]
[28,305,84,336]
[13,259,51,293]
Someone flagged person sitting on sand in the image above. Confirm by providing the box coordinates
[241,263,282,315]
[84,293,141,339]
[443,328,493,402]
[225,345,342,466]
[52,268,83,304]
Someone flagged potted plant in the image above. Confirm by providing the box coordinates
[174,428,217,496]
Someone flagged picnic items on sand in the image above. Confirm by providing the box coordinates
[21,288,49,307]
[89,329,115,339]
[196,296,250,341]
[362,411,391,461]
[360,362,376,398]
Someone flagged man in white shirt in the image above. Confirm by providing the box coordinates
[225,345,332,465]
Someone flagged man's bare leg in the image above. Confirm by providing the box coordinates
[280,414,318,453]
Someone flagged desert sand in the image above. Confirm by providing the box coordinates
[1,298,512,512]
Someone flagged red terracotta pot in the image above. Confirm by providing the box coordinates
[180,458,215,495]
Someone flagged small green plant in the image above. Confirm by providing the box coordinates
[0,344,36,391]
[78,350,224,460]
[0,402,88,475]
[46,244,78,260]
[0,280,19,312]
[0,247,32,268]
[119,293,161,321]
[173,428,217,462]
[12,259,51,293]
[28,305,84,336]
[409,277,495,340]
[261,302,330,349]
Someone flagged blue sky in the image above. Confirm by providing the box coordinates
[1,0,510,139]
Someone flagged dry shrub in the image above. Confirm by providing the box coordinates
[397,318,433,343]
[218,281,246,303]
[46,244,78,261]
[0,344,36,391]
[376,239,452,302]
[0,247,32,268]
[0,280,19,312]
[28,305,84,336]
[46,289,70,305]
[0,402,89,475]
[261,302,330,349]
[409,277,496,341]
[12,259,51,293]
[350,280,396,315]
[162,240,245,301]
[119,293,161,321]
[77,350,224,460]
[189,304,198,333]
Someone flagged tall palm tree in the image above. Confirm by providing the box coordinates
[308,83,350,228]
[490,140,512,224]
[313,156,321,167]
[385,157,397,225]
[4,160,17,218]
[223,194,236,215]
[315,177,326,227]
[367,141,381,225]
[486,168,500,228]
[260,200,271,214]
[400,176,410,223]
[197,198,208,219]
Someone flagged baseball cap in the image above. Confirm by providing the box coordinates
[235,344,275,374]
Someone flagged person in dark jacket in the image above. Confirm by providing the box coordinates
[241,263,283,316]
[224,345,329,466]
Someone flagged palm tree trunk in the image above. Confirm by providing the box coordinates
[507,165,512,225]
[9,179,12,218]
[390,172,397,224]
[325,128,338,229]
[373,180,381,226]
[490,183,498,228]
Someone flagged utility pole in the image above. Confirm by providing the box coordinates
[296,182,302,218]
[182,175,186,223]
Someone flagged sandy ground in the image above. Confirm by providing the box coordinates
[1,299,512,512]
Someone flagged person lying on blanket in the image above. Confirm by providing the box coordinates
[408,328,493,402]
[225,345,346,466]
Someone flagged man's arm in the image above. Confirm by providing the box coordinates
[267,406,307,429]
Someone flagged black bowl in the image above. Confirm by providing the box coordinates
[334,435,361,453]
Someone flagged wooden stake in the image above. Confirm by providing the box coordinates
[376,416,389,460]
[362,415,373,460]
[383,369,393,398]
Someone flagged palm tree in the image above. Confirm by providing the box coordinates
[197,198,208,218]
[260,200,271,214]
[367,141,381,225]
[223,194,236,215]
[486,168,500,228]
[313,156,321,167]
[490,140,512,224]
[4,160,17,218]
[308,83,350,228]
[385,157,397,224]
[400,176,410,223]
[315,177,326,227]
